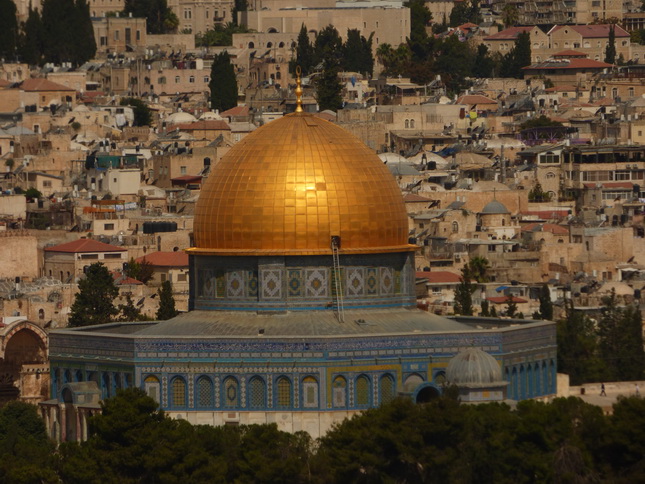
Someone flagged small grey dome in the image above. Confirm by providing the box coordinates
[446,348,504,387]
[481,200,510,214]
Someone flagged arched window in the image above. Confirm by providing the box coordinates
[223,377,239,408]
[302,376,318,408]
[144,375,160,402]
[410,119,415,129]
[405,119,410,129]
[452,221,459,233]
[276,72,281,80]
[39,309,45,320]
[355,375,370,407]
[171,377,186,407]
[75,370,83,382]
[196,376,213,408]
[332,376,347,407]
[267,42,273,48]
[249,377,266,409]
[546,172,556,179]
[102,372,110,399]
[248,42,255,48]
[511,367,518,400]
[276,376,292,408]
[519,365,526,400]
[380,374,395,405]
[534,363,541,395]
[278,42,284,48]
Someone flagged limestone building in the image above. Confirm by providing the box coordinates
[41,88,556,443]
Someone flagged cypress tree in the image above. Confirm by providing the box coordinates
[0,0,19,60]
[19,7,44,66]
[209,51,238,112]
[68,263,120,327]
[605,25,616,64]
[41,0,95,65]
[538,284,554,320]
[156,280,179,320]
[292,24,314,75]
[315,58,342,112]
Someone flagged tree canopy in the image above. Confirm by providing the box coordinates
[120,98,152,127]
[122,0,178,34]
[68,262,120,327]
[156,280,178,320]
[209,51,238,112]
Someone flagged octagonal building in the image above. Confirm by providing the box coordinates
[42,110,557,442]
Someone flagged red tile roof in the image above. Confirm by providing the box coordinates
[553,50,587,58]
[175,120,230,131]
[551,24,629,38]
[521,210,570,219]
[0,79,12,88]
[484,26,535,41]
[487,296,528,304]
[416,271,462,284]
[137,251,188,267]
[20,78,76,92]
[522,223,569,235]
[112,272,143,285]
[44,238,126,253]
[456,94,498,105]
[220,105,250,117]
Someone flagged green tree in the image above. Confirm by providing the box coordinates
[454,263,477,316]
[605,25,616,64]
[472,44,495,78]
[537,284,554,320]
[502,4,519,27]
[557,299,603,385]
[505,294,517,318]
[68,262,120,327]
[232,0,247,26]
[118,293,146,321]
[342,29,374,77]
[209,51,238,112]
[313,25,343,68]
[528,182,552,202]
[120,97,152,126]
[376,43,410,78]
[122,0,178,34]
[433,35,474,94]
[291,24,315,75]
[19,7,44,65]
[0,0,19,60]
[24,187,42,200]
[195,22,249,47]
[466,256,490,283]
[521,115,563,131]
[480,299,490,317]
[156,280,178,320]
[490,305,497,317]
[315,46,343,112]
[500,31,531,78]
[449,0,482,27]
[124,257,153,283]
[0,402,57,483]
[41,0,96,65]
[405,0,432,61]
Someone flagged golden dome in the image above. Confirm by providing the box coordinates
[190,112,413,256]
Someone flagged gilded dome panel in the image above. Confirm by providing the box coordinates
[192,113,413,255]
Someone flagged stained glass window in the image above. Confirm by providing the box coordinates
[224,377,238,408]
[197,376,213,408]
[332,376,347,408]
[356,375,370,406]
[302,376,318,408]
[380,374,395,405]
[249,377,265,409]
[276,377,291,408]
[171,377,186,407]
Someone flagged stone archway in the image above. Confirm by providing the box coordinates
[0,321,48,405]
[415,384,441,403]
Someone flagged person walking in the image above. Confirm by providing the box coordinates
[600,383,607,396]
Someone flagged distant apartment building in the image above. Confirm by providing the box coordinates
[493,0,622,25]
[168,0,234,33]
[92,15,148,54]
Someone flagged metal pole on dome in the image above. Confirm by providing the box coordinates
[295,66,303,113]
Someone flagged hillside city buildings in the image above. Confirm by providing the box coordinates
[0,0,644,440]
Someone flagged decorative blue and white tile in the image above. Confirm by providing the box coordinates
[240,376,246,408]
[201,269,216,298]
[261,269,282,299]
[346,268,365,296]
[188,377,194,408]
[227,271,245,298]
[162,375,168,407]
[366,268,378,295]
[247,271,258,298]
[287,269,303,298]
[380,267,394,295]
[267,375,273,408]
[214,376,220,408]
[305,268,328,298]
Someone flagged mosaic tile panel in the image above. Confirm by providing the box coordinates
[380,267,394,295]
[216,270,226,298]
[227,271,245,298]
[366,268,378,295]
[287,269,303,298]
[261,269,282,299]
[305,269,328,298]
[201,269,216,298]
[394,270,401,294]
[247,271,258,298]
[346,268,365,296]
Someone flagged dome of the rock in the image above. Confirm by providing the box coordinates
[191,113,412,256]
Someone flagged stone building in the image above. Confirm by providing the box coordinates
[43,239,127,283]
[41,92,557,442]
